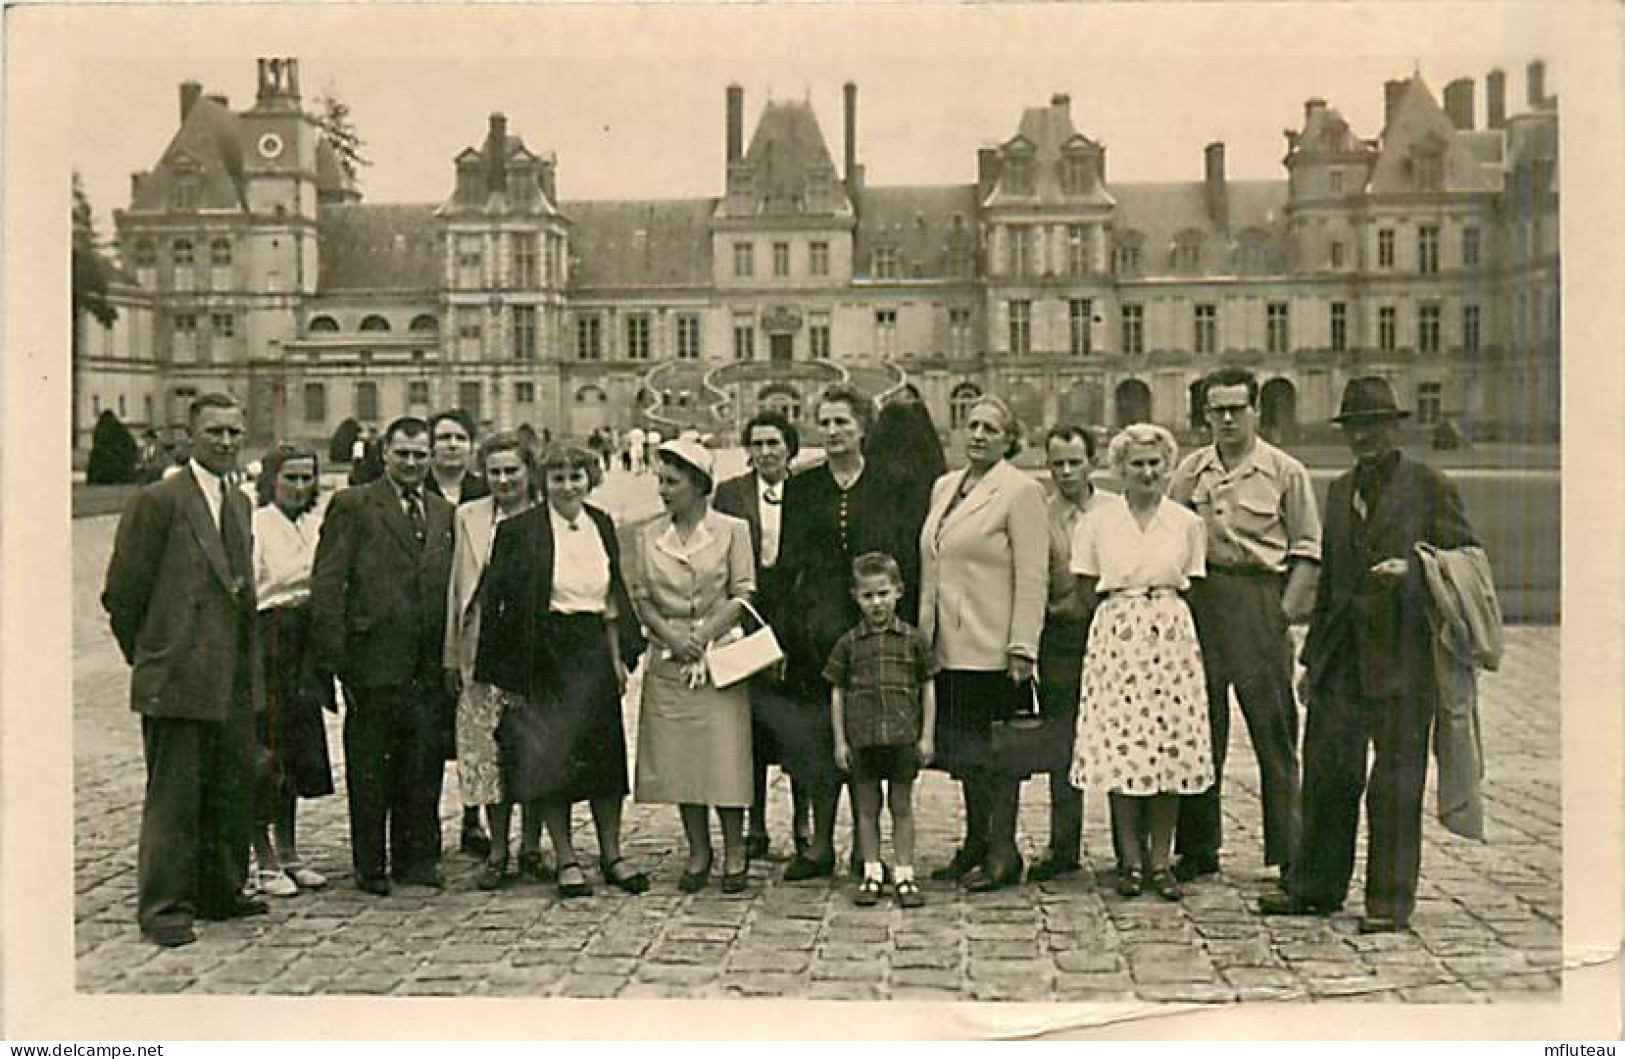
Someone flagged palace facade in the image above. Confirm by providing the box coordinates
[79,56,1560,451]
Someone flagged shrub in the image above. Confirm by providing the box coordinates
[330,417,362,464]
[87,409,139,484]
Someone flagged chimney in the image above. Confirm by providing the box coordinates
[1050,92,1071,112]
[486,113,508,194]
[1304,97,1327,125]
[1526,59,1546,107]
[726,84,744,165]
[1204,142,1228,231]
[206,93,229,109]
[1486,68,1507,129]
[1383,79,1408,128]
[285,58,301,100]
[844,82,858,183]
[179,81,203,122]
[1443,78,1474,130]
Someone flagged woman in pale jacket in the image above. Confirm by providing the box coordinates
[918,395,1049,891]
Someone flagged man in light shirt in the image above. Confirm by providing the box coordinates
[1168,367,1322,885]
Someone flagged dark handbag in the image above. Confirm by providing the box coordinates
[989,680,1072,778]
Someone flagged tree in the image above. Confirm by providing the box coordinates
[73,172,119,446]
[87,409,139,484]
[310,87,371,186]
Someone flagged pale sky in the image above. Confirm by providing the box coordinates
[66,4,1568,233]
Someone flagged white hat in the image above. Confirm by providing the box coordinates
[658,437,714,481]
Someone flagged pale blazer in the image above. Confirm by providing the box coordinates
[443,496,503,679]
[918,458,1049,671]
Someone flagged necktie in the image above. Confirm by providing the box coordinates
[404,488,426,547]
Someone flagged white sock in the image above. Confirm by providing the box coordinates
[863,860,884,881]
[893,865,916,883]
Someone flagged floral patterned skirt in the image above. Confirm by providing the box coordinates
[1070,592,1214,797]
[456,678,506,807]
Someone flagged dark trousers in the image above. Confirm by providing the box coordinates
[1176,571,1301,867]
[342,678,446,882]
[137,711,255,934]
[1291,652,1434,921]
[1035,642,1085,863]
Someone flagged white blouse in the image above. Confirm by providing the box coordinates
[1071,494,1206,593]
[254,504,321,611]
[549,506,611,614]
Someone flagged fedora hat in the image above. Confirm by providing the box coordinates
[1331,376,1411,424]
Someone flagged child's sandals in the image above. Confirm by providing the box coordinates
[853,875,884,906]
[895,877,924,908]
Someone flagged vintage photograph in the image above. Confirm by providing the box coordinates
[24,0,1607,1036]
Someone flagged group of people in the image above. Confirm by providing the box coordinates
[104,366,1482,949]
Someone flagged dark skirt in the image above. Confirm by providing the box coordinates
[256,604,336,814]
[749,679,842,791]
[497,611,630,804]
[933,668,1028,779]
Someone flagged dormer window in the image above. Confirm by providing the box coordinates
[1061,153,1092,196]
[872,247,900,280]
[1004,152,1035,196]
[1412,150,1443,191]
[171,174,201,211]
[1329,168,1344,193]
[1173,231,1204,273]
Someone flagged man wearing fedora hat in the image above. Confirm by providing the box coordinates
[1260,376,1476,933]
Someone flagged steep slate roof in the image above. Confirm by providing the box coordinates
[853,185,980,279]
[564,198,715,289]
[131,96,247,212]
[1111,180,1289,270]
[738,100,848,215]
[984,100,1113,207]
[1370,76,1501,194]
[317,203,440,292]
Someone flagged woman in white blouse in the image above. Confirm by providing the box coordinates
[250,444,336,897]
[473,441,650,899]
[1070,423,1214,901]
[444,432,546,891]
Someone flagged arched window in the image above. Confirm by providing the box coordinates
[575,385,608,404]
[307,315,340,334]
[209,237,232,267]
[132,240,156,269]
[171,239,194,268]
[409,314,439,332]
[758,383,802,423]
[950,382,983,429]
[359,314,391,332]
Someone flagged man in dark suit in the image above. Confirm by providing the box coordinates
[312,415,456,894]
[1261,377,1476,933]
[102,393,265,947]
[423,407,492,859]
[713,410,810,860]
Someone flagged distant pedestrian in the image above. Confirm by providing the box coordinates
[826,552,939,908]
[626,425,646,475]
[102,393,263,947]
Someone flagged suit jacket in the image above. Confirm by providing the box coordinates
[310,477,455,688]
[473,502,644,700]
[426,470,490,505]
[918,458,1048,671]
[713,471,789,628]
[102,468,259,721]
[1300,453,1476,700]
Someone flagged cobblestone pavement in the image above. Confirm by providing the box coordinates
[73,468,1560,1003]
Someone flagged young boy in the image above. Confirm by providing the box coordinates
[823,552,939,908]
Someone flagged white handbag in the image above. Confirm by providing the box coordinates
[704,600,785,689]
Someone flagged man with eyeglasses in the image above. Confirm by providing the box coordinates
[1167,367,1322,887]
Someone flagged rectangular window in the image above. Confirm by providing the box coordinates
[1066,225,1089,277]
[1121,303,1144,356]
[1330,302,1348,353]
[733,319,755,361]
[457,235,484,286]
[809,241,830,277]
[1008,300,1031,356]
[1463,304,1481,353]
[1006,227,1031,278]
[1266,302,1290,354]
[210,312,235,338]
[1378,228,1395,269]
[949,307,973,357]
[1068,298,1093,356]
[873,248,899,280]
[1329,168,1344,193]
[355,380,378,421]
[172,312,198,335]
[459,381,482,423]
[1194,303,1218,356]
[810,318,831,359]
[1330,241,1345,269]
[512,305,536,361]
[1414,154,1442,191]
[515,381,536,404]
[1418,225,1440,275]
[1005,157,1035,196]
[514,234,538,288]
[773,242,790,278]
[1379,306,1397,352]
[625,314,651,361]
[733,242,754,278]
[1061,154,1091,196]
[676,314,701,360]
[1174,242,1201,273]
[407,380,430,406]
[1462,226,1481,268]
[1416,382,1443,426]
[457,308,482,340]
[576,315,602,360]
[303,382,326,423]
[1114,246,1141,276]
[875,309,898,358]
[1418,303,1441,354]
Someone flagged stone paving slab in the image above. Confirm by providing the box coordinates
[71,487,1561,1004]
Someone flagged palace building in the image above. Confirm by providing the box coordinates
[79,56,1560,451]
